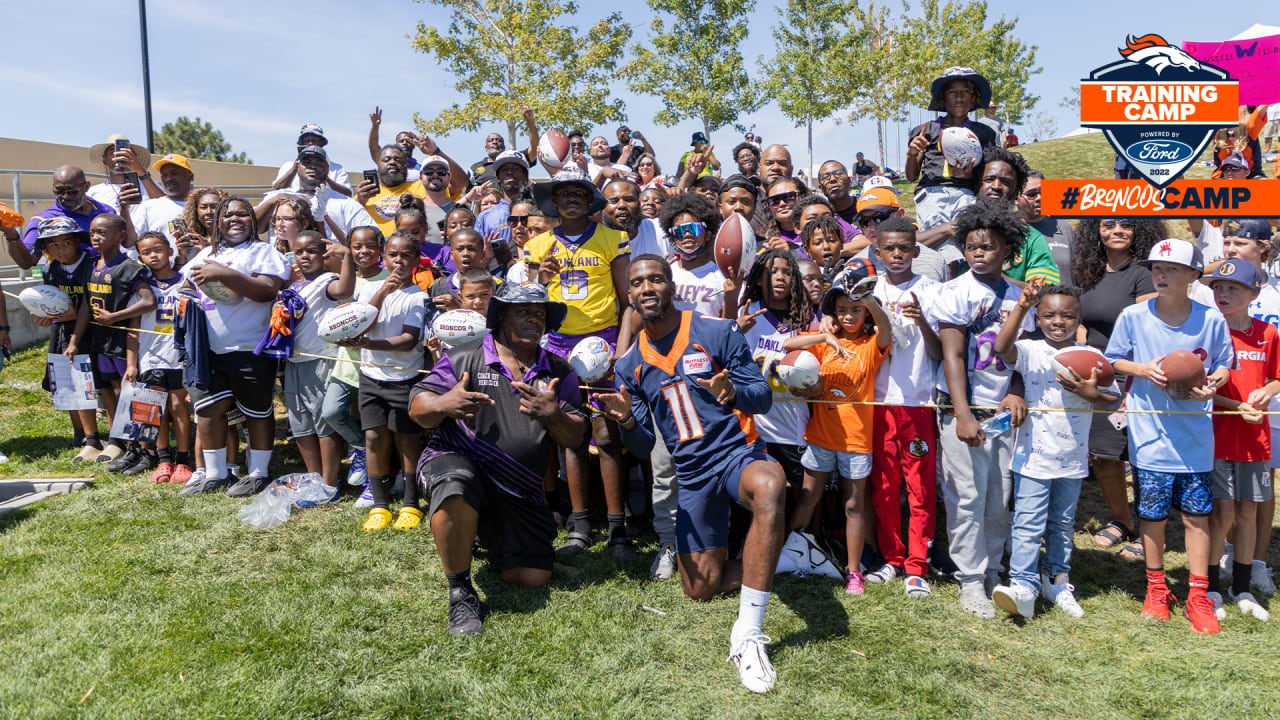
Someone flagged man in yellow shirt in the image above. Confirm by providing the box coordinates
[526,167,636,563]
[356,137,467,235]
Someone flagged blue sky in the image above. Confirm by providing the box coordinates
[5,0,1269,177]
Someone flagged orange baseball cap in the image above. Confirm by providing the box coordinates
[855,187,900,214]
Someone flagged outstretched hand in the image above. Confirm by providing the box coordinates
[595,385,634,424]
[438,371,495,421]
[696,369,737,405]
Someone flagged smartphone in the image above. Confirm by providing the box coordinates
[363,169,379,186]
[123,171,139,187]
[114,138,131,170]
[168,218,187,236]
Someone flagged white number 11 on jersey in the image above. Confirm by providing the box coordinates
[660,382,704,442]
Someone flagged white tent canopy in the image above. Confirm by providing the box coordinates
[1230,24,1280,40]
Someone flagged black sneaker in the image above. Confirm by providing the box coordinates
[226,472,272,498]
[447,589,487,637]
[608,536,639,563]
[107,447,141,473]
[122,452,156,476]
[179,469,235,496]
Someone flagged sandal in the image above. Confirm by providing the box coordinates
[1118,542,1145,560]
[1092,521,1134,549]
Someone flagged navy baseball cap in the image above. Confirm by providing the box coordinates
[691,132,708,146]
[1228,218,1273,241]
[1207,259,1265,291]
[297,145,328,162]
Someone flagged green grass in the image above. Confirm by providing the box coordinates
[3,337,1280,717]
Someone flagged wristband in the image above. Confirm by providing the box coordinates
[139,173,151,181]
[0,325,9,331]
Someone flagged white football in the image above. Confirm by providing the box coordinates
[318,302,379,343]
[939,127,983,167]
[538,130,571,172]
[569,335,613,383]
[18,285,73,318]
[777,350,822,394]
[433,308,490,347]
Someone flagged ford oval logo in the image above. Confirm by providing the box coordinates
[1124,140,1194,165]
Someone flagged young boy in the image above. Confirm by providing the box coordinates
[864,217,943,597]
[456,268,495,313]
[340,232,427,531]
[133,231,193,484]
[428,228,486,316]
[1105,239,1233,633]
[931,198,1035,619]
[1205,260,1277,621]
[990,283,1121,619]
[800,216,845,281]
[31,218,99,461]
[86,214,156,472]
[663,193,734,318]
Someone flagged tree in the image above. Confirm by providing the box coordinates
[764,0,861,174]
[1060,87,1080,112]
[411,0,631,146]
[152,117,250,164]
[845,1,912,169]
[1026,111,1058,142]
[624,0,763,142]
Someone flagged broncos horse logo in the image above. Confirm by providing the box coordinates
[1119,34,1202,75]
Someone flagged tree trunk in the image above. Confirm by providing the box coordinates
[807,120,813,181]
[876,118,886,169]
[508,119,517,151]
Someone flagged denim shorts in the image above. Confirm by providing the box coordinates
[1133,467,1213,521]
[801,444,872,480]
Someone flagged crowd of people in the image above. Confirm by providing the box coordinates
[0,64,1277,695]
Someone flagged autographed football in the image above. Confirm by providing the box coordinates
[777,350,822,394]
[1053,346,1115,387]
[713,212,757,280]
[18,285,73,318]
[1161,349,1206,396]
[569,335,613,383]
[939,126,983,168]
[538,130,571,172]
[433,308,490,347]
[318,302,378,343]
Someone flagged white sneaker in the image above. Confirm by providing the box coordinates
[993,583,1036,618]
[1220,541,1234,582]
[650,544,677,581]
[1041,574,1085,618]
[777,531,844,580]
[1253,561,1277,595]
[728,629,776,694]
[354,484,375,509]
[1206,591,1228,621]
[959,583,996,619]
[866,563,900,584]
[0,449,8,464]
[1228,589,1272,621]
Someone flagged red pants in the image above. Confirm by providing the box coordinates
[871,405,937,577]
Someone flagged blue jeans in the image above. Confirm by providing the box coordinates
[321,379,364,449]
[1008,471,1083,592]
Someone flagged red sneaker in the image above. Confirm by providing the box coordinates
[169,464,193,485]
[1183,593,1222,634]
[149,462,174,484]
[1142,582,1177,621]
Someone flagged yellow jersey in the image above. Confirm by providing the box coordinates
[524,223,630,335]
[364,180,461,234]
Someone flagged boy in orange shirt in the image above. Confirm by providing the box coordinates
[783,271,892,594]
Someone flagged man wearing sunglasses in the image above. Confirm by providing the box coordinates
[1018,169,1075,285]
[10,165,111,269]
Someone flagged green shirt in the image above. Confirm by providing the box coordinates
[1004,226,1061,285]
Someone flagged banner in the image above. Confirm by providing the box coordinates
[47,354,98,411]
[109,382,167,443]
[1041,179,1280,218]
[1183,35,1280,105]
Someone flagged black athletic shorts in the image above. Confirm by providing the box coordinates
[185,351,278,419]
[358,374,418,433]
[139,368,184,392]
[1088,411,1128,462]
[766,442,806,489]
[420,452,555,572]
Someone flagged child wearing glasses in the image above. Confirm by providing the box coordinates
[658,193,737,319]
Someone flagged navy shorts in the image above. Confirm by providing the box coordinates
[676,445,776,554]
[1133,467,1213,521]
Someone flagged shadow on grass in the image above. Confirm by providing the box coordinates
[3,435,78,463]
[771,575,850,655]
[0,504,38,535]
[473,565,551,615]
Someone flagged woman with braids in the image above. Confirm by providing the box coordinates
[174,187,228,268]
[738,247,819,535]
[1072,217,1162,558]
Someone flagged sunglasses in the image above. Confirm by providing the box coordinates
[857,211,892,227]
[673,221,706,239]
[767,191,798,206]
[1101,219,1135,229]
[421,168,449,177]
[508,215,529,226]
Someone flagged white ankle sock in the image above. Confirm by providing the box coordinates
[734,586,770,638]
[204,449,227,480]
[248,449,272,477]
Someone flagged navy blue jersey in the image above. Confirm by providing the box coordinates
[614,311,771,480]
[45,252,94,354]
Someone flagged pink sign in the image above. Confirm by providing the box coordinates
[1183,35,1280,105]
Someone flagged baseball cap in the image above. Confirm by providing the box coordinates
[297,123,328,146]
[1138,238,1204,274]
[1221,152,1249,171]
[152,153,193,174]
[1207,259,1265,291]
[485,281,567,333]
[691,132,709,146]
[1227,218,1273,240]
[861,175,897,193]
[297,146,328,162]
[421,154,449,169]
[856,187,900,214]
[492,149,530,173]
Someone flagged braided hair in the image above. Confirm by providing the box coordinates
[740,247,812,331]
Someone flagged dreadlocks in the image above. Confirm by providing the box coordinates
[740,247,812,332]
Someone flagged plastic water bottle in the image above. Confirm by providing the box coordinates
[30,267,43,282]
[980,410,1012,438]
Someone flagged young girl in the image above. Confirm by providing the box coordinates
[285,230,356,498]
[395,194,453,272]
[339,232,427,531]
[783,281,892,594]
[322,226,388,506]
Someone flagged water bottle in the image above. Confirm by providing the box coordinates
[980,410,1012,438]
[30,267,43,282]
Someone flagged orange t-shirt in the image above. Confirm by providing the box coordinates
[803,333,888,453]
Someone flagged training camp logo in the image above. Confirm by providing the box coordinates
[1081,34,1240,188]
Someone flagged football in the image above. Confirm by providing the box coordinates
[1053,346,1115,387]
[18,285,73,318]
[433,308,490,347]
[569,335,613,383]
[199,280,235,302]
[713,212,757,280]
[318,302,379,343]
[538,130,571,172]
[939,126,983,168]
[1161,349,1206,396]
[777,350,822,394]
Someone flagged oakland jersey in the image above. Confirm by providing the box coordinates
[87,254,150,358]
[741,300,813,444]
[524,223,629,336]
[139,275,185,373]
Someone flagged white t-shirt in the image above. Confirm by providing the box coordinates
[87,180,143,213]
[930,271,1034,405]
[274,159,351,193]
[324,195,377,238]
[671,261,726,317]
[138,275,184,373]
[1011,339,1116,480]
[130,196,185,254]
[354,281,427,382]
[588,162,632,184]
[1195,222,1224,265]
[180,240,291,354]
[629,217,670,258]
[741,300,813,445]
[872,274,940,406]
[289,272,343,363]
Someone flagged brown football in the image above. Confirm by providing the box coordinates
[1053,346,1115,386]
[1161,349,1206,397]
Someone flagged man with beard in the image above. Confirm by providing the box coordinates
[597,255,787,694]
[357,139,466,236]
[609,125,654,172]
[587,135,633,185]
[257,147,375,241]
[732,142,761,178]
[367,107,423,182]
[969,147,1059,284]
[410,282,586,636]
[1017,169,1074,285]
[129,154,197,255]
[469,107,539,184]
[604,178,668,267]
[475,150,532,245]
[274,123,352,196]
[7,165,113,268]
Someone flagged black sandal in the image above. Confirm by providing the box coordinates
[1092,521,1134,549]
